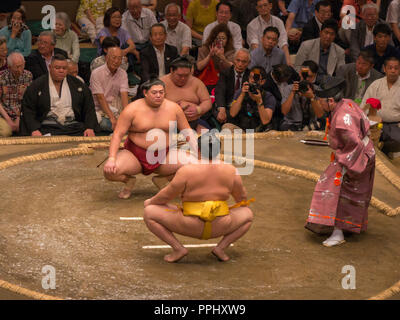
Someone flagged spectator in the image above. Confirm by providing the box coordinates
[0,37,7,71]
[364,23,400,73]
[96,7,139,62]
[186,0,218,46]
[20,54,98,136]
[386,0,400,46]
[54,12,80,63]
[0,1,21,29]
[231,0,259,41]
[67,59,85,83]
[140,23,179,83]
[340,0,377,23]
[0,52,32,136]
[90,36,129,71]
[295,19,345,77]
[301,0,333,42]
[249,26,286,74]
[122,0,158,51]
[76,0,112,43]
[214,48,251,127]
[161,3,192,56]
[350,3,383,62]
[196,23,235,82]
[223,66,276,132]
[336,49,383,103]
[361,56,400,155]
[141,0,158,14]
[160,56,212,133]
[0,8,31,57]
[203,1,242,50]
[25,31,68,80]
[285,0,320,30]
[247,0,290,65]
[90,47,129,133]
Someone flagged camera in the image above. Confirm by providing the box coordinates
[249,83,260,94]
[298,80,310,94]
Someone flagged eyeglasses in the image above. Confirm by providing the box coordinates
[216,37,227,41]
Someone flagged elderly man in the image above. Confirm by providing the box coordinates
[361,57,400,156]
[214,49,251,126]
[103,78,198,199]
[161,3,192,56]
[247,0,290,65]
[20,54,97,136]
[90,47,129,133]
[160,56,212,133]
[140,23,179,83]
[122,0,157,51]
[25,31,68,80]
[143,132,253,262]
[0,52,32,136]
[203,1,243,50]
[305,76,376,247]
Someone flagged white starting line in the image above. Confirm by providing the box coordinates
[142,244,233,249]
[120,217,143,221]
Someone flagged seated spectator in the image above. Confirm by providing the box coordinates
[0,52,32,136]
[295,19,345,77]
[122,0,157,51]
[25,31,68,80]
[141,0,158,13]
[285,0,320,31]
[223,66,276,132]
[340,0,375,23]
[301,0,333,42]
[140,23,179,83]
[203,1,242,50]
[247,0,290,65]
[364,23,400,73]
[350,3,383,62]
[361,56,400,155]
[196,23,235,88]
[160,56,212,133]
[90,47,129,133]
[91,36,129,71]
[336,49,383,104]
[279,60,325,131]
[161,3,192,56]
[249,26,286,74]
[76,0,111,43]
[96,7,139,62]
[0,8,31,57]
[67,59,85,83]
[214,48,251,127]
[54,12,80,63]
[20,54,97,136]
[185,0,218,46]
[386,0,400,46]
[231,0,259,41]
[0,36,7,71]
[0,1,21,29]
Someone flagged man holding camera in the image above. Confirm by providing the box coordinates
[222,66,276,132]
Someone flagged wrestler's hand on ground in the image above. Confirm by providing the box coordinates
[104,158,117,175]
[31,130,42,136]
[84,129,95,137]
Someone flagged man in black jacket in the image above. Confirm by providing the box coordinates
[139,23,179,83]
[20,54,98,136]
[301,0,333,42]
[25,31,68,80]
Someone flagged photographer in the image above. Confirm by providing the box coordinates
[280,60,324,131]
[223,66,276,132]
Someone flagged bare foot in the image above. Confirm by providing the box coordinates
[212,247,230,262]
[164,247,188,263]
[118,177,136,199]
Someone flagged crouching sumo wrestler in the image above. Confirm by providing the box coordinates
[143,132,254,263]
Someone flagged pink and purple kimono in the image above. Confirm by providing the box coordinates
[305,99,376,234]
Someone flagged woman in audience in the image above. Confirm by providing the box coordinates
[54,12,80,63]
[0,37,8,71]
[95,7,139,62]
[0,8,31,57]
[186,0,218,46]
[90,36,129,71]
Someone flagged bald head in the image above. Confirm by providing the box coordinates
[127,0,142,19]
[7,52,25,78]
[106,47,123,73]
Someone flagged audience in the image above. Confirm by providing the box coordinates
[186,0,218,46]
[0,37,7,71]
[91,36,129,72]
[20,54,97,136]
[0,8,31,57]
[161,3,192,56]
[231,0,259,41]
[140,23,179,83]
[0,52,32,136]
[386,0,400,46]
[301,1,333,42]
[67,59,85,83]
[54,12,80,63]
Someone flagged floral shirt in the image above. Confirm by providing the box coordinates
[76,0,112,21]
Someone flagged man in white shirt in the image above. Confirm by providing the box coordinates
[202,1,243,50]
[386,0,400,45]
[161,3,191,56]
[122,0,157,50]
[361,56,400,155]
[247,0,290,65]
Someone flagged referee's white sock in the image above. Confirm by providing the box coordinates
[323,227,345,247]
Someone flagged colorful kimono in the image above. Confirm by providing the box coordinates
[306,99,376,234]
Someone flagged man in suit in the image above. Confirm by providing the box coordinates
[295,19,345,77]
[25,31,68,80]
[336,49,383,104]
[214,48,251,126]
[140,23,179,83]
[20,54,98,136]
[301,0,333,42]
